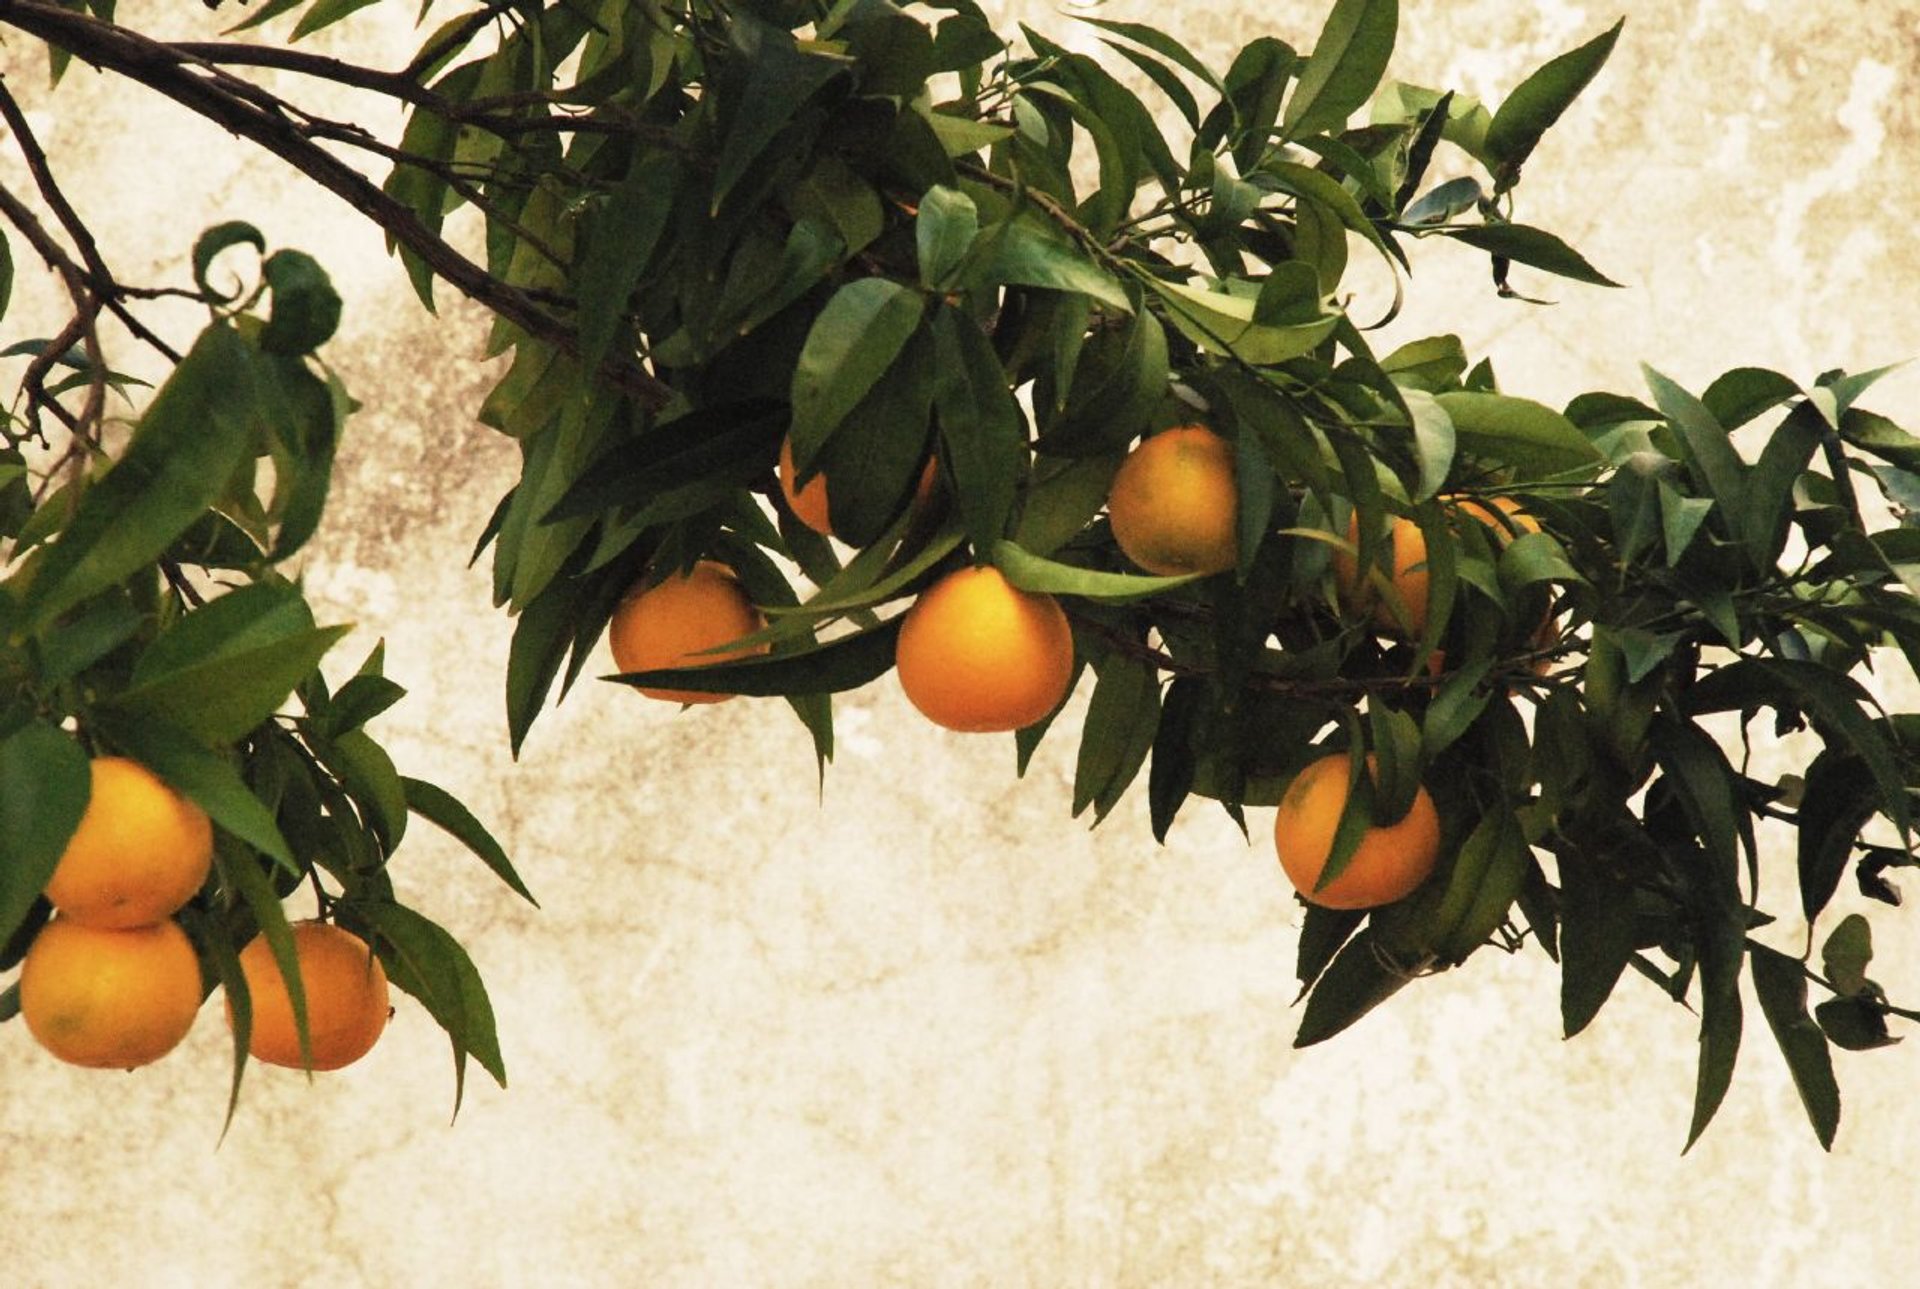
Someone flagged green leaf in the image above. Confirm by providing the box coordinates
[1558,847,1638,1037]
[931,306,1026,556]
[1295,904,1366,995]
[576,151,679,375]
[506,566,580,758]
[1148,676,1202,842]
[259,250,342,356]
[613,618,902,698]
[351,899,507,1114]
[917,185,979,291]
[1823,914,1872,996]
[1381,334,1468,394]
[713,17,849,212]
[1013,453,1123,558]
[110,583,349,745]
[1484,19,1623,174]
[965,216,1132,312]
[1434,390,1603,477]
[1749,942,1840,1150]
[33,591,141,687]
[994,538,1199,602]
[1282,0,1399,139]
[1150,278,1338,365]
[1294,928,1413,1046]
[842,2,937,98]
[812,330,938,547]
[290,0,382,41]
[322,673,406,737]
[1041,303,1167,457]
[1702,366,1800,431]
[919,109,1015,158]
[192,221,265,304]
[22,325,258,630]
[402,776,536,907]
[1657,481,1715,568]
[1687,659,1910,851]
[314,729,409,850]
[1443,223,1622,288]
[1643,365,1749,534]
[0,227,14,320]
[1072,15,1225,93]
[1402,389,1454,502]
[1684,918,1745,1152]
[789,278,927,464]
[211,838,310,1069]
[1072,654,1161,824]
[1815,995,1900,1051]
[1426,809,1529,966]
[0,724,89,949]
[494,390,609,610]
[1794,749,1875,925]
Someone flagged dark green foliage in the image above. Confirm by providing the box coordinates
[7,0,1920,1148]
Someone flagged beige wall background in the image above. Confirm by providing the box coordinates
[4,1,1920,1284]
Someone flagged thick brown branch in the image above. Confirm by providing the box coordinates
[0,0,672,409]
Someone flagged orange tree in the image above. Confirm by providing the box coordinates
[3,0,1918,1149]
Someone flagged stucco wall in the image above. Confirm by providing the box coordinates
[3,1,1919,1284]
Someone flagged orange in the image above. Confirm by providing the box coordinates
[895,565,1076,732]
[1106,425,1239,576]
[1333,512,1430,636]
[1332,496,1542,639]
[608,561,770,703]
[20,917,203,1069]
[1273,753,1441,909]
[778,437,834,535]
[1453,494,1541,542]
[231,921,390,1072]
[44,756,213,929]
[778,438,939,539]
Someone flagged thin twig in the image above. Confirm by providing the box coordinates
[0,0,671,409]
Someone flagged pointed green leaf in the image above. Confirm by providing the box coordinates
[402,776,535,907]
[1435,390,1603,477]
[0,724,89,948]
[790,278,927,463]
[350,898,507,1114]
[1294,928,1413,1046]
[1748,941,1839,1149]
[1443,223,1622,288]
[1072,654,1161,824]
[1282,0,1398,139]
[22,324,257,629]
[1484,19,1623,173]
[994,538,1199,602]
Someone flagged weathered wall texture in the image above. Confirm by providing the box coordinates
[4,1,1919,1284]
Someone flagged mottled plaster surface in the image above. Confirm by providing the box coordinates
[3,1,1920,1285]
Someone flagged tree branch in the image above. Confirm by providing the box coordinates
[0,0,673,410]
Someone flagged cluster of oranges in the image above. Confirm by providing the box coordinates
[18,756,388,1072]
[606,426,1557,915]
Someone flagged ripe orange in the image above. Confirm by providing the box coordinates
[232,921,390,1072]
[895,565,1076,732]
[778,437,834,535]
[778,438,939,539]
[1106,425,1239,576]
[43,756,213,929]
[1332,496,1542,639]
[1333,513,1430,636]
[1273,753,1441,909]
[608,561,770,703]
[20,917,203,1069]
[1453,494,1541,542]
